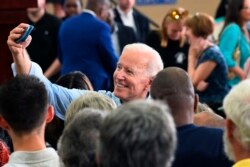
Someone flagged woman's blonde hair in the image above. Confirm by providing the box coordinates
[160,7,189,48]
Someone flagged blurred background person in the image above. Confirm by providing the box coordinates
[106,9,137,55]
[27,0,61,81]
[58,0,118,91]
[185,13,230,117]
[146,7,189,70]
[218,0,250,87]
[47,0,66,18]
[63,0,83,20]
[113,0,149,42]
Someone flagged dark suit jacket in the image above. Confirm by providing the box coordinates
[114,8,149,42]
[116,23,137,53]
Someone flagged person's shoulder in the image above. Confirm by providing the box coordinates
[223,23,241,34]
[195,125,223,135]
[98,90,121,106]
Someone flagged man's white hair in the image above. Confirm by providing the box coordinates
[122,43,164,77]
[223,79,250,150]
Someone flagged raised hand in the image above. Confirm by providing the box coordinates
[7,23,32,57]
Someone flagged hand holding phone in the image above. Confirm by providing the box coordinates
[15,25,34,43]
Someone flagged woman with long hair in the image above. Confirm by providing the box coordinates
[219,0,250,86]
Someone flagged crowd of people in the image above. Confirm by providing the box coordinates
[0,0,250,166]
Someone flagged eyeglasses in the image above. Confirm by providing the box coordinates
[167,9,189,20]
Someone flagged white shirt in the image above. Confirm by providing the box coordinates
[116,6,137,32]
[3,148,59,167]
[111,24,121,55]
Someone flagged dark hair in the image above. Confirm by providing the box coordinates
[221,0,244,33]
[56,71,93,90]
[184,13,214,39]
[99,100,177,167]
[58,108,107,167]
[47,71,94,149]
[0,75,48,135]
[64,0,83,7]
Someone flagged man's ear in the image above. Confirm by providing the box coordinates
[145,76,154,91]
[225,119,236,142]
[46,105,55,124]
[194,94,199,113]
[0,116,10,130]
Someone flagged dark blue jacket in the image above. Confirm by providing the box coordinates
[172,124,233,167]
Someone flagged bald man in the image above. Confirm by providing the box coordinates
[150,67,232,167]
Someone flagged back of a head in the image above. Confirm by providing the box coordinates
[151,67,195,116]
[0,75,48,135]
[56,71,94,90]
[65,92,116,125]
[121,43,163,77]
[58,108,107,167]
[184,12,214,39]
[99,99,177,167]
[86,0,110,12]
[223,79,250,150]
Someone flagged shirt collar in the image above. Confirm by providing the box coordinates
[117,6,133,17]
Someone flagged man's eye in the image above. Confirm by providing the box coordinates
[116,65,122,69]
[127,70,134,75]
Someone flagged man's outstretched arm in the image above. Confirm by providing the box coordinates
[7,23,32,74]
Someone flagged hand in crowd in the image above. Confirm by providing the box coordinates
[188,38,205,59]
[7,23,32,56]
[196,81,209,92]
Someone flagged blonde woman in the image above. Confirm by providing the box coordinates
[146,7,189,70]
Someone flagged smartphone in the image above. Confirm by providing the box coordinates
[15,25,35,43]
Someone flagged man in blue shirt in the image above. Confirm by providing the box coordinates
[7,23,163,121]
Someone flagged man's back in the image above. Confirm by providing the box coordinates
[59,11,118,91]
[173,124,232,167]
[3,148,59,167]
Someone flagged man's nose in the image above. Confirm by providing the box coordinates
[115,70,125,80]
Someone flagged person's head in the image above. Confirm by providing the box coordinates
[64,0,83,18]
[58,108,108,167]
[65,92,116,125]
[223,79,250,162]
[99,99,177,167]
[0,75,54,136]
[56,71,93,90]
[27,0,46,13]
[86,0,111,21]
[47,70,94,149]
[113,43,163,103]
[161,7,189,47]
[117,0,135,13]
[184,13,214,43]
[223,0,250,29]
[150,67,197,126]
